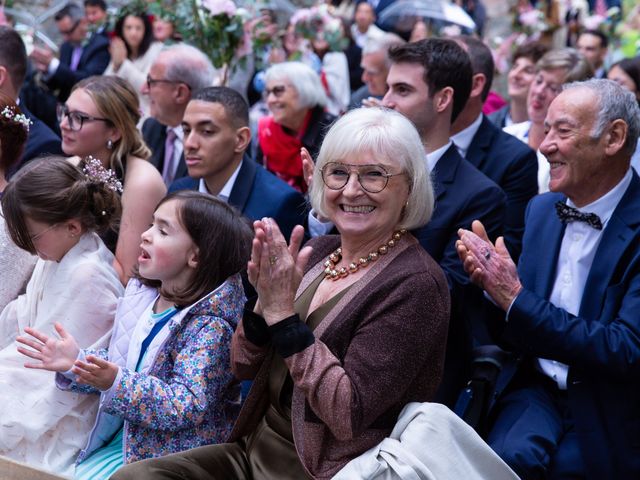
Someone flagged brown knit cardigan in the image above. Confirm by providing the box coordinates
[229,234,450,479]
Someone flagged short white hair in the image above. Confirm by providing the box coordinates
[310,107,433,230]
[161,44,215,91]
[264,61,328,109]
[564,79,640,156]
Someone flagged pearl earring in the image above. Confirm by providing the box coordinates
[107,139,113,150]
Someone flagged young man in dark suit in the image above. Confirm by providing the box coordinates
[451,35,538,262]
[381,39,507,405]
[458,79,640,479]
[0,26,62,176]
[169,87,306,241]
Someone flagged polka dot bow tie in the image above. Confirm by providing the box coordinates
[555,201,603,230]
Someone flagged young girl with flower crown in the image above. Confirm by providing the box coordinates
[17,191,253,479]
[0,156,124,476]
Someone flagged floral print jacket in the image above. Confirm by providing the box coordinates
[57,275,245,464]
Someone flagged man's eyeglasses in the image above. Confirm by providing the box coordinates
[321,162,405,194]
[56,104,111,132]
[264,85,287,98]
[146,75,191,91]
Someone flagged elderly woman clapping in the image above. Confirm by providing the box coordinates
[257,61,336,193]
[112,107,450,480]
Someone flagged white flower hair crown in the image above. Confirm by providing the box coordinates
[1,106,32,132]
[82,156,124,193]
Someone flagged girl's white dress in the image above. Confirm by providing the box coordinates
[0,232,124,476]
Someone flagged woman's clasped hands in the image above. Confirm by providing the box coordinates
[16,322,119,391]
[247,218,312,326]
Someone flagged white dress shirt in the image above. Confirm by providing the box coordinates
[198,160,242,203]
[451,113,483,159]
[535,169,633,389]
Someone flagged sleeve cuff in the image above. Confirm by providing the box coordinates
[47,57,60,78]
[243,302,271,346]
[308,209,334,238]
[269,314,315,358]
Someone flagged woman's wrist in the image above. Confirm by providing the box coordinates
[263,308,296,326]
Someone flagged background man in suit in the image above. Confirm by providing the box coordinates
[141,44,215,186]
[0,26,62,176]
[349,33,405,109]
[451,35,538,262]
[381,39,506,404]
[30,2,110,103]
[576,29,608,78]
[457,79,640,479]
[169,87,306,241]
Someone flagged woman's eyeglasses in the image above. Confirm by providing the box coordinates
[264,85,287,98]
[56,105,111,132]
[29,223,59,242]
[321,162,405,193]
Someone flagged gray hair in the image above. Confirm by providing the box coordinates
[564,79,640,156]
[264,62,328,109]
[536,48,593,83]
[362,33,406,68]
[310,107,433,230]
[161,44,215,91]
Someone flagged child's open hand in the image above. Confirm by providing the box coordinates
[73,355,119,391]
[17,322,79,372]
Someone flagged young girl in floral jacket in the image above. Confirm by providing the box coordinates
[17,192,253,479]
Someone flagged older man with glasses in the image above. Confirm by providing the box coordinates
[141,44,215,186]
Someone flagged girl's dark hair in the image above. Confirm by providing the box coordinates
[139,191,253,307]
[0,92,29,171]
[114,13,154,58]
[1,156,122,254]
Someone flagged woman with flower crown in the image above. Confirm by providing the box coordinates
[57,75,166,284]
[0,93,37,311]
[0,156,124,475]
[114,107,450,480]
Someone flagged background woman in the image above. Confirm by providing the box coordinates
[503,48,592,192]
[113,107,450,480]
[257,61,336,193]
[0,93,37,311]
[58,75,166,283]
[104,11,164,117]
[489,42,549,128]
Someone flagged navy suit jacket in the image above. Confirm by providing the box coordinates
[168,156,307,240]
[494,173,640,479]
[414,144,506,404]
[142,117,188,182]
[466,115,538,261]
[46,33,110,101]
[10,104,63,178]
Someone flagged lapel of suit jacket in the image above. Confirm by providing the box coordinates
[60,42,72,66]
[579,172,640,316]
[465,115,495,169]
[431,143,460,202]
[530,201,565,299]
[228,154,256,213]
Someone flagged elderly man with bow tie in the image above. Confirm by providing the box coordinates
[457,78,640,480]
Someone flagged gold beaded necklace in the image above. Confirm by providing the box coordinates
[323,229,407,280]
